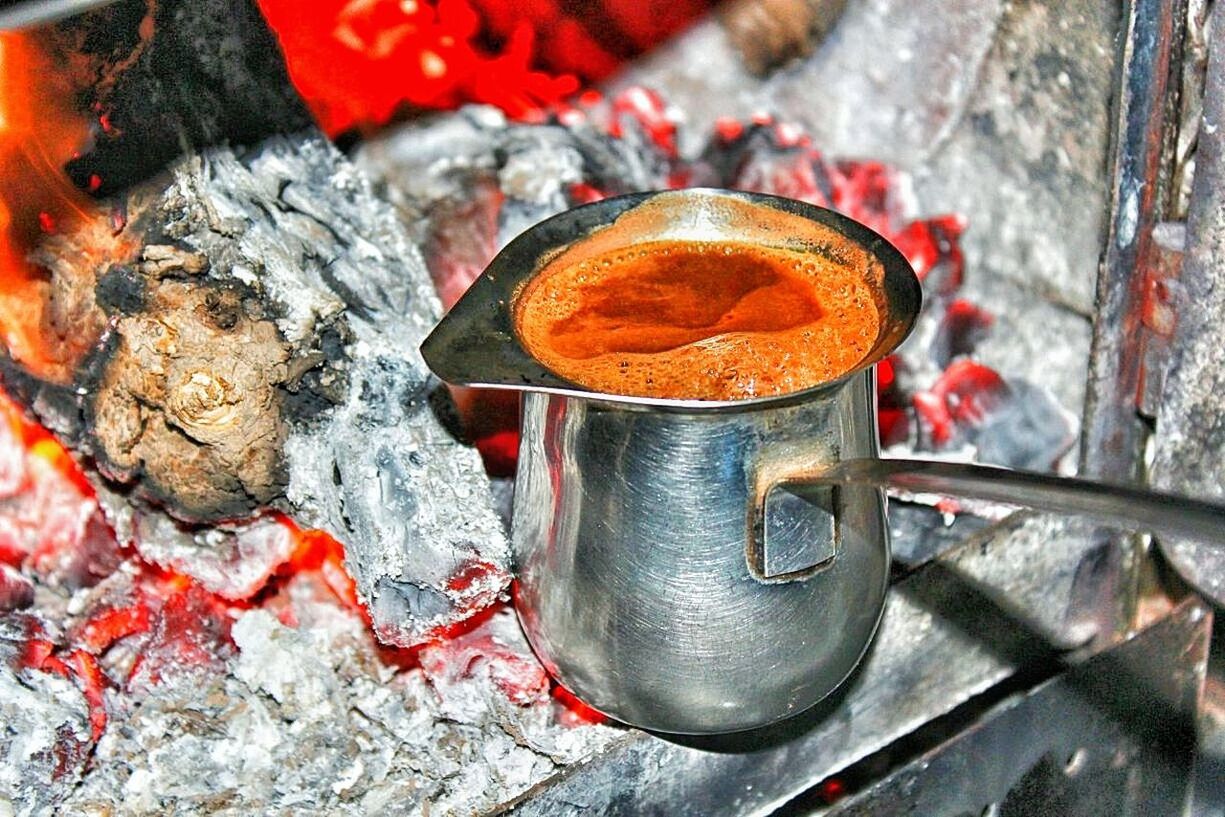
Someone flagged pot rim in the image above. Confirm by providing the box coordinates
[420,187,923,414]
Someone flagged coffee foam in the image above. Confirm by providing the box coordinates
[514,239,882,400]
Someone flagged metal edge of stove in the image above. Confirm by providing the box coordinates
[813,597,1211,816]
[1080,0,1188,483]
[499,510,1136,817]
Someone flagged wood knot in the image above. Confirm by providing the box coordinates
[88,279,292,522]
[169,370,239,431]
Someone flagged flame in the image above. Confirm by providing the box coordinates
[257,0,580,135]
[0,31,122,383]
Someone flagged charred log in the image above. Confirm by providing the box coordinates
[4,129,510,646]
[60,0,312,195]
[0,0,508,645]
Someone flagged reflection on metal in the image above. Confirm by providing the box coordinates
[760,484,838,579]
[819,599,1208,816]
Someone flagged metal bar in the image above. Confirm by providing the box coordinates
[812,458,1225,547]
[1150,11,1225,605]
[0,0,121,30]
[820,599,1209,816]
[1080,0,1187,479]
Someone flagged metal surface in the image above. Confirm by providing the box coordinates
[0,0,121,30]
[761,484,838,578]
[513,376,888,734]
[502,511,1137,816]
[812,458,1225,546]
[1080,0,1187,480]
[814,598,1209,817]
[1152,11,1225,606]
[420,188,922,413]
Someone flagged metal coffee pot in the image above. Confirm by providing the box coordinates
[421,189,920,734]
[420,188,1225,735]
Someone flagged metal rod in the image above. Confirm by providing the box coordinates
[0,0,121,31]
[817,458,1225,546]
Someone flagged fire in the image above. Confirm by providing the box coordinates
[256,0,581,135]
[0,30,131,384]
[0,32,88,379]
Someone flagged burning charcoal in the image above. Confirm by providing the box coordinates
[131,514,297,601]
[2,0,512,642]
[0,394,121,592]
[5,130,511,646]
[52,573,616,815]
[697,116,834,205]
[0,564,33,611]
[931,299,995,369]
[418,607,551,712]
[913,360,1076,470]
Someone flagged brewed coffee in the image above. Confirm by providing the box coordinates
[514,239,881,400]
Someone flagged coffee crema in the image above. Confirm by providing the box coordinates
[513,239,882,400]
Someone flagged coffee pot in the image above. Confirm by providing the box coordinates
[421,189,919,734]
[421,188,1225,735]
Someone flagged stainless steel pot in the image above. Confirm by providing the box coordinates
[421,189,922,734]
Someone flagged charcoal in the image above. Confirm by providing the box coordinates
[59,0,313,195]
[0,397,616,814]
[51,578,616,816]
[5,129,512,647]
[130,514,297,601]
[0,666,91,815]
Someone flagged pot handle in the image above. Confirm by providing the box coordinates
[797,458,1225,546]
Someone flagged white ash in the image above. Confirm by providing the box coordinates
[0,666,91,817]
[131,514,296,600]
[43,575,617,816]
[142,131,511,644]
[355,105,671,256]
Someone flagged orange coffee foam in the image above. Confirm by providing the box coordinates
[514,240,882,400]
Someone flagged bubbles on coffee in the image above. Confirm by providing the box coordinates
[514,240,882,400]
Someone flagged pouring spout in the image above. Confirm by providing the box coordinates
[812,458,1225,547]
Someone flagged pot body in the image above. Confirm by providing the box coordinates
[512,371,890,734]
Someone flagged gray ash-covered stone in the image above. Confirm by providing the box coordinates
[356,105,671,269]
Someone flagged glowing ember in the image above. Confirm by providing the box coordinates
[0,378,597,774]
[256,0,582,135]
[475,0,712,82]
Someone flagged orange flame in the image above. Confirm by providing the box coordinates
[0,31,104,382]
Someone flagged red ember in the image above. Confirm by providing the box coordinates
[256,0,582,135]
